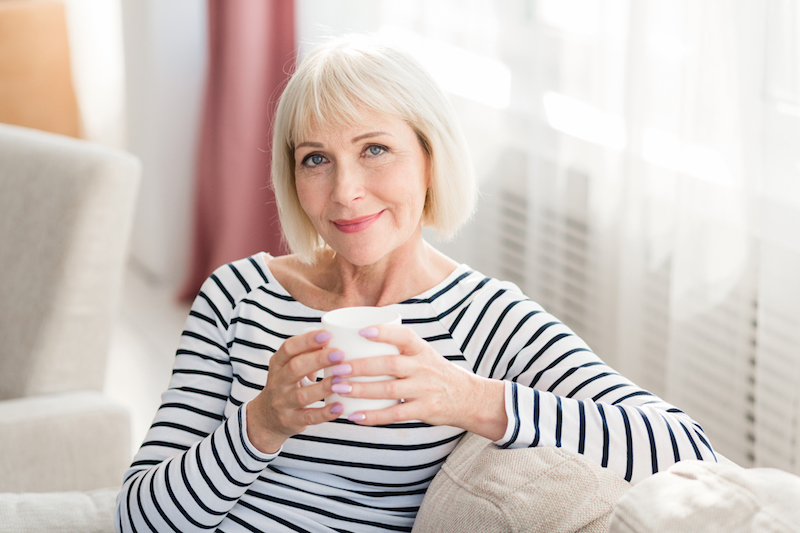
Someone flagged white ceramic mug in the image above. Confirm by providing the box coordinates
[322,306,401,417]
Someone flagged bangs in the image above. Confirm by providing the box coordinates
[287,50,410,144]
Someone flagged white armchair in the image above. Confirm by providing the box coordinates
[0,123,139,493]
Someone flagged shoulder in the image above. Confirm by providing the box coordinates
[429,265,532,309]
[196,253,272,310]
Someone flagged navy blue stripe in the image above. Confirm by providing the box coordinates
[493,310,541,379]
[530,347,592,388]
[166,457,218,528]
[257,285,297,302]
[612,390,655,405]
[198,291,228,330]
[565,371,617,398]
[473,299,523,373]
[228,262,251,293]
[636,407,658,474]
[189,310,217,327]
[248,255,269,283]
[242,298,320,322]
[597,403,610,468]
[577,400,586,454]
[501,382,521,449]
[223,414,264,474]
[195,442,239,501]
[679,421,703,460]
[278,452,446,472]
[555,396,563,447]
[211,273,235,306]
[232,316,296,340]
[531,389,541,447]
[661,414,681,463]
[462,290,506,359]
[403,271,473,304]
[180,453,227,517]
[135,472,158,533]
[592,382,631,402]
[547,361,605,392]
[181,330,229,354]
[618,407,634,481]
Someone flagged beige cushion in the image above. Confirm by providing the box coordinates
[609,460,800,533]
[0,488,117,533]
[413,432,630,533]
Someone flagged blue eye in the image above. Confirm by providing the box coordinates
[367,145,386,156]
[304,154,326,167]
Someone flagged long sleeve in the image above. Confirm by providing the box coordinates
[115,266,278,532]
[438,271,716,484]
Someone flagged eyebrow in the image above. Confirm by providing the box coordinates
[294,131,392,152]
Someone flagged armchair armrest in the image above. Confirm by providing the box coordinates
[0,391,131,492]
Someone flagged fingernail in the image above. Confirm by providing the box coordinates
[327,350,345,363]
[348,413,366,422]
[315,331,332,343]
[332,376,346,384]
[331,382,352,394]
[359,327,378,338]
[331,404,344,414]
[330,364,352,376]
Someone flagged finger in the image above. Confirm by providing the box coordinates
[295,402,346,427]
[357,324,426,355]
[294,375,346,407]
[282,347,348,386]
[347,401,417,426]
[271,328,332,369]
[341,376,410,399]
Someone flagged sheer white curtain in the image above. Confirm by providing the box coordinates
[297,0,800,472]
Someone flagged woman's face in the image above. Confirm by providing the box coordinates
[294,112,430,267]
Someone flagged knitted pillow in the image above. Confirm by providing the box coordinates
[413,432,631,533]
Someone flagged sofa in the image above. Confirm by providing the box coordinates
[3,431,800,533]
[3,124,800,532]
[0,123,139,497]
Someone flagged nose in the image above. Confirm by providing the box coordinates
[330,161,365,205]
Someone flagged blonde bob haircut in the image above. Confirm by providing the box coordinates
[271,34,477,263]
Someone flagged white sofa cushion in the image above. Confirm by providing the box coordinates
[609,460,800,533]
[0,488,117,533]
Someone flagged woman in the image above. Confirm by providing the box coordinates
[116,35,715,533]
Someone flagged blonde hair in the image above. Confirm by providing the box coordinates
[271,34,477,262]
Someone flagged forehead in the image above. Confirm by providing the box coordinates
[294,111,416,146]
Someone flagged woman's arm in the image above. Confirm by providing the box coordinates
[341,284,715,484]
[115,267,276,533]
[460,289,717,484]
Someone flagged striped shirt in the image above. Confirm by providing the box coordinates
[115,253,716,533]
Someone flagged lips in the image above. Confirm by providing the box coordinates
[332,211,384,233]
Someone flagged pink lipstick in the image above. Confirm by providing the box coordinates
[332,211,383,233]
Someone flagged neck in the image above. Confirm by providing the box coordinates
[313,234,455,308]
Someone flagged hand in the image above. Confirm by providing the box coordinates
[335,325,507,440]
[246,330,348,453]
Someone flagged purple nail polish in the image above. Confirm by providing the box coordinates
[359,327,379,338]
[331,404,344,414]
[348,413,366,422]
[330,364,352,376]
[331,383,352,394]
[327,350,345,363]
[332,376,345,384]
[315,331,332,343]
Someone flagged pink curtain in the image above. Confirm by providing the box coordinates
[180,0,294,301]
